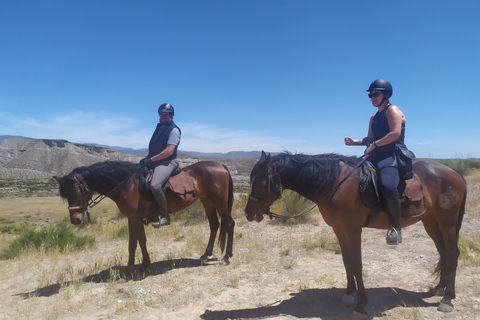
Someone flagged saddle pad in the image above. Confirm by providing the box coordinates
[167,171,196,207]
[399,176,426,218]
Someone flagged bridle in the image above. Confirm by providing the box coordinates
[67,167,142,222]
[68,176,92,222]
[248,155,369,220]
[247,166,287,220]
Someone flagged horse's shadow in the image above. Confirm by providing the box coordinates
[201,286,440,319]
[17,257,208,299]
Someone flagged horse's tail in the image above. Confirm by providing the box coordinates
[218,164,234,253]
[434,168,467,275]
[455,175,467,243]
[451,168,467,242]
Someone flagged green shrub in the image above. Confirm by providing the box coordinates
[0,226,95,260]
[441,158,480,175]
[271,190,316,224]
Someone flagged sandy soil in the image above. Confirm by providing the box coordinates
[1,173,479,320]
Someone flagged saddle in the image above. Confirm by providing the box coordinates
[139,167,197,207]
[359,160,426,227]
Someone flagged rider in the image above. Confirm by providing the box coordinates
[140,103,181,228]
[344,79,415,245]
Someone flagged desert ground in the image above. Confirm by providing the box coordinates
[0,171,479,320]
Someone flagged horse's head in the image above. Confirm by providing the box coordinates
[54,175,92,225]
[245,151,283,222]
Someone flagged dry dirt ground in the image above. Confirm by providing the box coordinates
[1,171,479,320]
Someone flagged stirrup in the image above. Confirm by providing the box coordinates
[152,217,170,228]
[386,227,402,245]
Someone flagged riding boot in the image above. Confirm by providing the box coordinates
[385,190,402,245]
[152,188,170,228]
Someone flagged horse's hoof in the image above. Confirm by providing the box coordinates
[438,297,454,312]
[351,310,367,320]
[341,294,355,307]
[219,258,230,266]
[434,287,445,296]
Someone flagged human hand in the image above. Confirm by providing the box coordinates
[364,144,375,155]
[140,158,153,168]
[344,137,355,146]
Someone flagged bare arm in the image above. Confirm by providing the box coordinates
[150,144,176,162]
[345,115,375,146]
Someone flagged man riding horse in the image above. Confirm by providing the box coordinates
[140,103,181,228]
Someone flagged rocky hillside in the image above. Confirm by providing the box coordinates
[0,137,145,179]
[0,136,254,180]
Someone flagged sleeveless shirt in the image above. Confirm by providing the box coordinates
[147,121,181,167]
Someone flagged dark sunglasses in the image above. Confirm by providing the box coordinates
[368,92,382,98]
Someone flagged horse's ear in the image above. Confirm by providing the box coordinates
[53,176,62,183]
[260,151,271,161]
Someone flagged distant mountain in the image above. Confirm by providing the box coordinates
[179,151,261,159]
[0,136,262,179]
[0,136,141,179]
[85,142,261,159]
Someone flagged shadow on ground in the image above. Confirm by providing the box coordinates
[201,287,439,319]
[17,257,208,298]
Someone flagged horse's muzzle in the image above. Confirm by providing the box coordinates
[70,213,84,225]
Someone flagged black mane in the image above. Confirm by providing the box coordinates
[268,152,360,198]
[69,161,141,194]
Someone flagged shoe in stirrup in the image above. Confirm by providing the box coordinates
[152,216,170,228]
[386,227,402,245]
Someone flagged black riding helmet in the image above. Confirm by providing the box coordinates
[158,103,175,115]
[367,79,393,97]
[367,79,392,107]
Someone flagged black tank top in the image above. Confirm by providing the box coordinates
[371,104,405,155]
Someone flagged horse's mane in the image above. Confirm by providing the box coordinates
[269,152,360,198]
[69,161,141,194]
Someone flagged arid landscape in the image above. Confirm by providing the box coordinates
[1,136,479,319]
[0,168,479,320]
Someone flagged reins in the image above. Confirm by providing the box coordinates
[70,167,143,219]
[251,155,369,220]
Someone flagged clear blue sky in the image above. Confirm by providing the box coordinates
[1,1,479,159]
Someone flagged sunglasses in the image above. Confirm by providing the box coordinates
[368,92,382,98]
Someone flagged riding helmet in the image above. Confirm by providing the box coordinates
[366,79,393,97]
[158,103,175,115]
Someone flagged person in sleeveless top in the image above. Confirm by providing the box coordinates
[345,79,414,245]
[140,103,181,228]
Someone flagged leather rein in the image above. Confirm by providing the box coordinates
[68,168,142,221]
[248,155,368,220]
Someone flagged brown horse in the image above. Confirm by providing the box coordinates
[245,151,466,318]
[55,160,235,276]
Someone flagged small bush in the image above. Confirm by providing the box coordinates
[172,200,206,224]
[0,226,95,260]
[272,190,316,224]
[441,158,480,176]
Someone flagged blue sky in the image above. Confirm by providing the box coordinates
[1,1,479,159]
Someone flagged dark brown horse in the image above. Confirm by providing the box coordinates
[55,160,235,276]
[245,151,466,318]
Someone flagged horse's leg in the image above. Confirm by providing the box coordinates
[126,216,139,276]
[218,211,235,265]
[421,217,447,293]
[422,214,458,312]
[200,199,219,264]
[137,221,151,273]
[335,226,367,317]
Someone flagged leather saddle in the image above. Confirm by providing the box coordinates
[359,161,426,226]
[139,167,197,207]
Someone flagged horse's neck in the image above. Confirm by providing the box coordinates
[278,169,315,200]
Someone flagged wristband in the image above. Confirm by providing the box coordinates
[373,141,378,148]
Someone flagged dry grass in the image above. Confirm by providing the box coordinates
[0,170,479,319]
